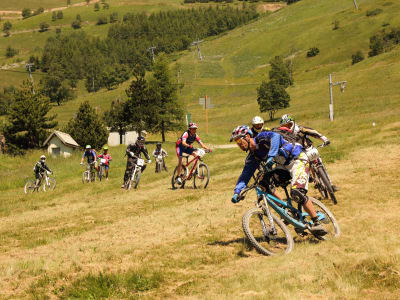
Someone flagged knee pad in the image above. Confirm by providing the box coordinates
[291,188,308,205]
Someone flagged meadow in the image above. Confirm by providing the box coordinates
[1,0,400,298]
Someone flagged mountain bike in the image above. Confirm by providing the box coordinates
[123,155,147,190]
[155,154,167,173]
[306,142,337,204]
[24,171,56,194]
[171,148,211,190]
[82,161,96,183]
[97,157,108,181]
[240,164,340,256]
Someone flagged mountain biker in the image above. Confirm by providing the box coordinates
[122,136,151,188]
[152,142,168,172]
[34,155,52,187]
[280,114,338,191]
[175,122,210,185]
[80,145,98,172]
[230,125,282,202]
[230,125,328,236]
[97,146,112,180]
[251,116,271,137]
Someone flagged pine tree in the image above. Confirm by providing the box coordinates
[65,101,108,150]
[2,81,57,153]
[269,56,293,88]
[149,54,184,142]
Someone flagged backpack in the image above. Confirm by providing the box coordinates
[270,127,297,145]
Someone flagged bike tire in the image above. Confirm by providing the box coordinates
[171,165,187,190]
[134,170,142,189]
[318,167,337,204]
[193,163,210,189]
[98,166,103,181]
[309,197,340,240]
[43,178,56,192]
[24,180,37,194]
[242,207,294,256]
[82,171,90,184]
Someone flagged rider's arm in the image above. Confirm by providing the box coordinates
[142,147,151,161]
[162,149,168,157]
[43,163,52,173]
[197,135,208,150]
[152,150,157,158]
[300,126,329,144]
[267,132,281,158]
[181,132,191,148]
[80,152,86,163]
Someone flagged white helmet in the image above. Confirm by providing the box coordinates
[252,116,264,133]
[40,155,46,160]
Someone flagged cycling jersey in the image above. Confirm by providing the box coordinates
[34,161,51,174]
[83,149,97,163]
[126,143,150,160]
[98,153,112,166]
[176,131,201,146]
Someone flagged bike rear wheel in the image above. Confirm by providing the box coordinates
[193,163,210,189]
[308,197,340,240]
[242,207,294,256]
[171,165,187,189]
[43,178,56,191]
[24,180,38,194]
[318,167,337,204]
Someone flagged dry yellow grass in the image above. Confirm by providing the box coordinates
[0,143,399,299]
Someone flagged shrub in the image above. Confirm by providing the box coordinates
[366,8,383,17]
[94,3,100,11]
[96,16,108,25]
[52,11,57,21]
[332,20,339,30]
[109,12,118,23]
[39,22,50,32]
[21,8,32,19]
[57,11,63,19]
[71,20,81,29]
[369,27,400,57]
[5,46,18,58]
[351,51,364,65]
[306,47,320,57]
[103,3,109,9]
[33,7,44,16]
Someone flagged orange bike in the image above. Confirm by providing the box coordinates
[171,148,211,189]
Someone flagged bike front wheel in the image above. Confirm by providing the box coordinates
[82,171,90,184]
[242,207,294,256]
[43,178,56,191]
[171,165,187,189]
[134,170,142,189]
[318,167,337,204]
[24,180,37,194]
[308,197,340,240]
[193,163,210,189]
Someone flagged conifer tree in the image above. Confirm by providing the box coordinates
[65,101,108,149]
[2,81,57,152]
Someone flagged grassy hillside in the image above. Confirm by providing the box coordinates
[1,0,400,298]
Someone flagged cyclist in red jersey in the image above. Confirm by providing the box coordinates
[175,122,209,185]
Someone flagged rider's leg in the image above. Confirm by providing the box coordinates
[176,156,183,179]
[289,154,327,235]
[35,172,41,187]
[105,165,109,179]
[122,158,134,187]
[232,154,260,203]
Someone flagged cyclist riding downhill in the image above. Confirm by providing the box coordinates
[278,114,339,193]
[80,145,97,169]
[153,142,168,172]
[175,122,210,185]
[122,136,151,188]
[97,146,112,180]
[34,155,52,187]
[230,124,328,236]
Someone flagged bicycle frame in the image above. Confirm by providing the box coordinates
[255,187,328,230]
[182,155,201,180]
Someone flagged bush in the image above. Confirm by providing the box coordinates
[306,47,320,57]
[96,16,108,25]
[71,20,81,29]
[33,7,44,16]
[351,51,364,65]
[332,20,339,30]
[52,11,57,21]
[94,3,100,11]
[366,8,383,17]
[21,8,32,19]
[109,12,118,23]
[5,46,18,58]
[57,11,63,19]
[39,22,50,32]
[369,27,400,57]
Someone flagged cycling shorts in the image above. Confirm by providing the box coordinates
[176,144,195,157]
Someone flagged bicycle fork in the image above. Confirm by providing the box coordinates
[260,194,278,238]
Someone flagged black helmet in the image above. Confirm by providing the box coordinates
[136,136,145,146]
[156,142,161,147]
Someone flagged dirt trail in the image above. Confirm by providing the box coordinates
[0,0,100,19]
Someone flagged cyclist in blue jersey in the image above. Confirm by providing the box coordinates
[230,125,327,236]
[80,145,98,171]
[174,122,209,185]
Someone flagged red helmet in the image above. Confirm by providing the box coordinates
[230,125,253,142]
[188,122,198,129]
